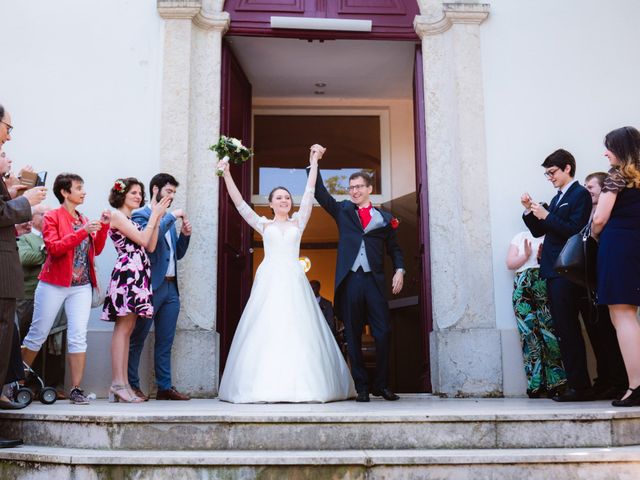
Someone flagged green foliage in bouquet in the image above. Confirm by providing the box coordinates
[210,135,253,176]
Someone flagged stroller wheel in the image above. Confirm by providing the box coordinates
[15,387,33,406]
[39,387,57,405]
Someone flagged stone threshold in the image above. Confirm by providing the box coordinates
[2,445,640,466]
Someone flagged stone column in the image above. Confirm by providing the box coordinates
[415,3,502,396]
[156,0,229,396]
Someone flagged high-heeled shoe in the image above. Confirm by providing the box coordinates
[109,384,143,403]
[611,386,640,407]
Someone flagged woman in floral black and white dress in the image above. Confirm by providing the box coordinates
[101,178,170,403]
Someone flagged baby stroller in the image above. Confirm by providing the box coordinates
[13,361,57,406]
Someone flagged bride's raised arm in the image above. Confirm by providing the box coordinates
[217,160,267,235]
[295,144,325,232]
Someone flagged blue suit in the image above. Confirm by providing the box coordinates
[128,206,190,391]
[313,170,404,393]
[523,180,592,390]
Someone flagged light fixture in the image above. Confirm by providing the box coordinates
[315,82,326,88]
[270,16,372,32]
[314,91,325,95]
[299,256,312,273]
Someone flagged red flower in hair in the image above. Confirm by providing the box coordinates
[390,217,400,229]
[113,180,126,192]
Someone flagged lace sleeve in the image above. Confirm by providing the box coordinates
[602,167,626,194]
[237,201,268,235]
[291,187,315,232]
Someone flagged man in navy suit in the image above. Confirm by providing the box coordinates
[128,173,191,401]
[313,161,405,402]
[522,149,593,401]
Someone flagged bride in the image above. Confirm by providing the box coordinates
[217,144,355,403]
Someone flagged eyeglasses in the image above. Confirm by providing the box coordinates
[543,167,560,178]
[347,184,368,192]
[1,121,13,135]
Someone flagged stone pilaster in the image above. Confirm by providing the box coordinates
[155,0,229,397]
[415,3,502,396]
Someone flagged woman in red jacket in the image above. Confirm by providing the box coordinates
[22,173,110,405]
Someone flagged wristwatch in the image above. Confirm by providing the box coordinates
[395,268,406,275]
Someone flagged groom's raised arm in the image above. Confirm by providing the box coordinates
[307,168,339,219]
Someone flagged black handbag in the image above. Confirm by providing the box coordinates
[553,222,598,290]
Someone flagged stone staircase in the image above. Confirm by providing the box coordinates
[1,395,640,479]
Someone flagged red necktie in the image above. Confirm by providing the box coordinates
[358,204,372,229]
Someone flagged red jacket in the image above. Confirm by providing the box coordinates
[39,206,108,288]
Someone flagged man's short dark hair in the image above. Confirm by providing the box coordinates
[53,173,84,204]
[149,173,179,197]
[585,171,607,188]
[541,149,576,177]
[310,280,321,296]
[348,171,372,187]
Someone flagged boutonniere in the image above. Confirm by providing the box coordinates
[390,217,400,229]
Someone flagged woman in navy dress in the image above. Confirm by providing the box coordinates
[593,126,640,407]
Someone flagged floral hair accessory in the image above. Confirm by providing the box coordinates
[390,217,400,229]
[113,179,126,193]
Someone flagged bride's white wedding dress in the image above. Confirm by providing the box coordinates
[218,186,356,403]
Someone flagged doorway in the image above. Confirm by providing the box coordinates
[216,35,431,392]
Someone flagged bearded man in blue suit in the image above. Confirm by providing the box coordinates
[311,151,405,402]
[128,173,191,401]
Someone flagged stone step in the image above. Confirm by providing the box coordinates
[1,397,640,451]
[2,445,640,479]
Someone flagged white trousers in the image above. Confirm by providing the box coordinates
[23,281,92,354]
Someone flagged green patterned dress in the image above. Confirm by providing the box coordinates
[510,232,566,396]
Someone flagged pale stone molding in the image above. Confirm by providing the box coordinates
[193,10,230,32]
[414,3,489,38]
[157,0,201,20]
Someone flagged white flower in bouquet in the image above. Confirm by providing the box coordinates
[209,135,253,176]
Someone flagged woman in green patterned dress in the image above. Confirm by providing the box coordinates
[507,231,566,398]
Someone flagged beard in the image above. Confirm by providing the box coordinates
[156,191,173,207]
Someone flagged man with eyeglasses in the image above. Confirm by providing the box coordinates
[522,149,593,402]
[311,153,405,403]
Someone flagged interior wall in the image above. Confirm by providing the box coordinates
[253,98,416,200]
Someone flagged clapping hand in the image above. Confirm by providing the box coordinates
[84,220,102,234]
[181,217,192,236]
[153,195,172,217]
[523,239,532,258]
[531,202,549,220]
[100,210,112,225]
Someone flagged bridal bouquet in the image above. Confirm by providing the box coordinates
[210,135,253,176]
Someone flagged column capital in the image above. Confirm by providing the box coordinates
[158,1,201,20]
[414,3,490,38]
[193,10,230,32]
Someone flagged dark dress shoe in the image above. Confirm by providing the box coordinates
[131,387,149,402]
[0,437,23,448]
[156,387,190,401]
[551,387,594,402]
[590,382,627,401]
[0,398,27,410]
[371,388,400,401]
[612,386,640,407]
[355,391,370,402]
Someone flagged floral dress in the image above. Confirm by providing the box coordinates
[101,226,153,321]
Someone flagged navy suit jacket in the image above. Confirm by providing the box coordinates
[312,170,404,302]
[132,206,190,292]
[523,180,591,279]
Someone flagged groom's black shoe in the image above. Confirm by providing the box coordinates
[372,388,399,401]
[355,391,370,402]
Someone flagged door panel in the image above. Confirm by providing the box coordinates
[413,43,432,392]
[217,42,253,375]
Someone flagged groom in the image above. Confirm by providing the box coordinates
[311,150,405,402]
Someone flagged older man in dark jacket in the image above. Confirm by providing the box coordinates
[0,104,47,448]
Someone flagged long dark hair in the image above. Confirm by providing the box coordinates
[605,126,640,188]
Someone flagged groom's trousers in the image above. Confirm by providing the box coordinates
[340,268,391,393]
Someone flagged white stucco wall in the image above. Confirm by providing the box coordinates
[481,0,640,393]
[0,0,164,394]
